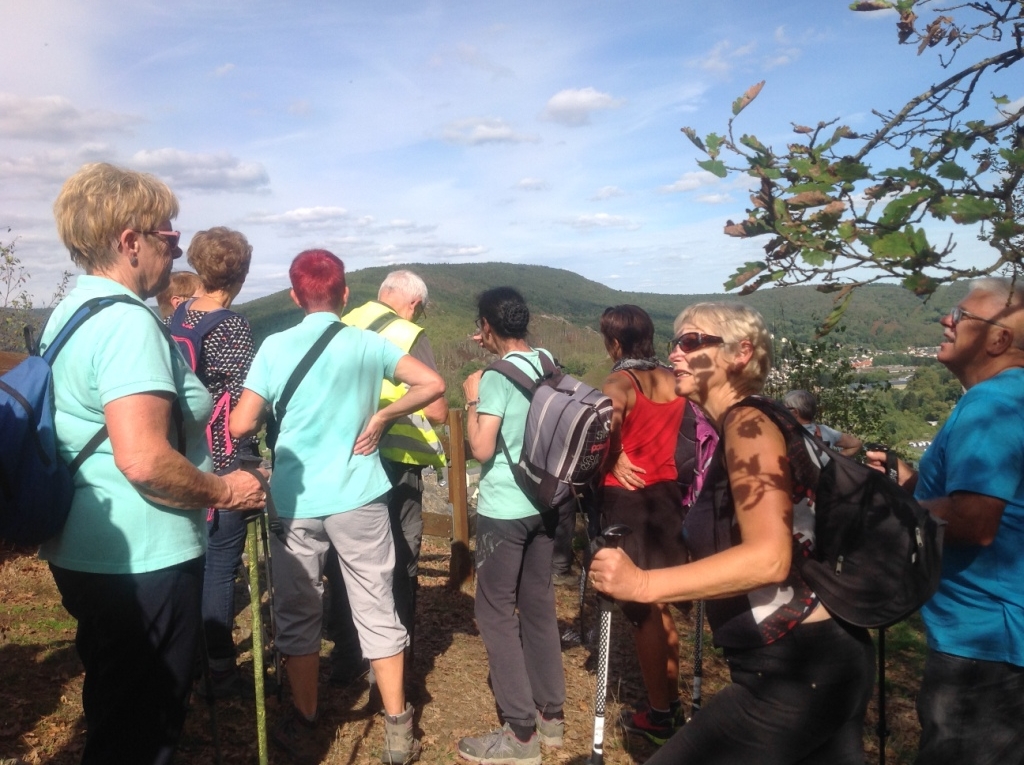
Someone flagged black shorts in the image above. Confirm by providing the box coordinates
[601,481,689,625]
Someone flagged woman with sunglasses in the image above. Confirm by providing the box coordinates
[41,163,266,765]
[597,305,689,745]
[459,287,566,765]
[590,302,874,764]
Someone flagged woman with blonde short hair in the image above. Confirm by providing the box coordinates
[591,302,874,764]
[43,163,266,765]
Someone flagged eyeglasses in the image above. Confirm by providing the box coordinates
[950,306,1009,330]
[474,318,483,332]
[141,230,181,249]
[669,331,725,354]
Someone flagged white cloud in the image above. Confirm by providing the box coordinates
[288,100,312,117]
[245,206,351,230]
[695,193,733,204]
[591,186,626,200]
[541,87,624,127]
[516,178,549,191]
[131,149,270,191]
[0,94,142,142]
[564,213,640,231]
[689,40,757,75]
[659,171,720,194]
[440,118,540,145]
[212,63,236,77]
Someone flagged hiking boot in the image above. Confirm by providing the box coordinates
[618,705,680,746]
[535,711,564,748]
[381,703,421,764]
[458,723,541,765]
[271,706,319,762]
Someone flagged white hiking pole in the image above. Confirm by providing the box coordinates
[589,523,632,765]
[690,600,705,719]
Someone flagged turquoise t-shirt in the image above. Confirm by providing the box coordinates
[38,276,213,574]
[476,349,552,520]
[244,312,403,519]
[916,366,1024,667]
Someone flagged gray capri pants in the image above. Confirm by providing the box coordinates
[269,498,408,659]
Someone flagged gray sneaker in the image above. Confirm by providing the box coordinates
[535,712,564,748]
[458,724,541,765]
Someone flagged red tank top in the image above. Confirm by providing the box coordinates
[603,370,686,487]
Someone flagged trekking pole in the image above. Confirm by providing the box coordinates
[588,523,632,765]
[877,628,888,765]
[246,514,269,765]
[690,600,705,720]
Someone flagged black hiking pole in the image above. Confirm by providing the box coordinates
[588,524,632,765]
[197,628,224,765]
[690,600,705,720]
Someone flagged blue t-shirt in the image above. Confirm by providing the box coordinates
[476,349,552,521]
[243,312,403,519]
[916,366,1024,666]
[38,276,213,574]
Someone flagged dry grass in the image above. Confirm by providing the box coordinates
[0,531,923,765]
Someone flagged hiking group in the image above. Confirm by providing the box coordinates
[8,160,1023,765]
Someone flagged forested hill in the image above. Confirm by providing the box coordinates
[236,261,967,351]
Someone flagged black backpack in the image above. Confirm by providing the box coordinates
[736,396,945,629]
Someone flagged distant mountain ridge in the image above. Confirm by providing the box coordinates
[236,262,965,352]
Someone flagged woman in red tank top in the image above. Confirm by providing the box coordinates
[599,305,688,745]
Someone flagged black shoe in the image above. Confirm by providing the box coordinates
[329,656,370,686]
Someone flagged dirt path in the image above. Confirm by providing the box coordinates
[0,528,922,764]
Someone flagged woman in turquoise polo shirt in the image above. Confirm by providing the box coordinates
[459,287,566,765]
[43,163,267,765]
[231,249,444,764]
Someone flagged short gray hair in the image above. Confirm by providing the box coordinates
[379,270,428,304]
[968,276,1024,308]
[783,389,817,421]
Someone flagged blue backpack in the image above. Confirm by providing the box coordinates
[0,295,135,546]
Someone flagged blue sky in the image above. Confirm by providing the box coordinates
[2,0,1020,303]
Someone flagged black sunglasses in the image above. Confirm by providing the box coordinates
[669,331,725,354]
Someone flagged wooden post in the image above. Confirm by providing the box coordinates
[446,408,473,589]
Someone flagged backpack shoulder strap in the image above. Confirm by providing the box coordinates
[366,310,401,335]
[275,322,345,422]
[42,295,139,363]
[486,354,544,396]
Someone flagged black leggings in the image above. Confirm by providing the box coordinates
[651,618,875,765]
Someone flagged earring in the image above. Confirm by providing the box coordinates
[130,256,138,266]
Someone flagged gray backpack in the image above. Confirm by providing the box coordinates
[489,352,612,510]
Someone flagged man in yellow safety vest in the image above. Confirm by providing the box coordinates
[328,270,449,684]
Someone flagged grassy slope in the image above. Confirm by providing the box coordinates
[234,263,968,403]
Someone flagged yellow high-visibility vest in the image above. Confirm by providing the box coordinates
[343,300,447,468]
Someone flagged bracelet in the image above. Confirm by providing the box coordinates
[465,399,480,409]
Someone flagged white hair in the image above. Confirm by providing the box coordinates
[968,276,1024,308]
[379,269,428,303]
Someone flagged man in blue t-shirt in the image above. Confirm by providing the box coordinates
[867,278,1024,765]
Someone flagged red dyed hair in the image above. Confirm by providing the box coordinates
[289,249,347,312]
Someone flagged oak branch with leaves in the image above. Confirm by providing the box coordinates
[684,0,1024,332]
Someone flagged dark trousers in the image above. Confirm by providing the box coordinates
[50,558,203,765]
[649,618,874,765]
[915,649,1024,765]
[328,462,422,665]
[550,500,576,576]
[474,512,566,728]
[201,508,248,663]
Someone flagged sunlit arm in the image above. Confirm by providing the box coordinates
[108,392,264,512]
[354,355,445,455]
[230,389,269,440]
[591,406,794,603]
